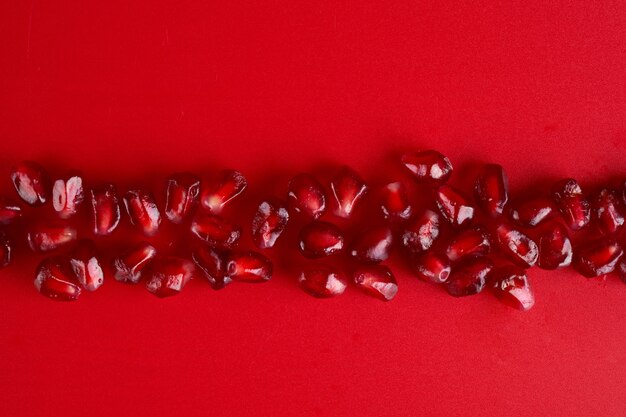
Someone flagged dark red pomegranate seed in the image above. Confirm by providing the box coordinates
[287,173,327,219]
[298,221,344,258]
[192,246,231,290]
[0,233,11,269]
[435,185,475,227]
[380,182,413,221]
[353,265,398,301]
[191,213,242,249]
[489,265,535,311]
[34,257,81,301]
[410,251,451,284]
[164,173,200,224]
[401,150,452,184]
[536,223,573,270]
[69,239,104,291]
[573,239,623,278]
[298,266,347,298]
[10,161,51,206]
[251,198,289,249]
[445,257,493,297]
[0,198,22,225]
[145,257,195,297]
[552,178,590,230]
[52,175,84,219]
[350,225,393,264]
[226,251,273,283]
[124,189,162,236]
[112,242,157,283]
[201,170,247,213]
[495,223,539,267]
[509,198,556,227]
[27,225,77,252]
[90,184,121,236]
[401,209,440,254]
[592,188,624,235]
[445,226,491,263]
[474,164,508,217]
[329,166,368,219]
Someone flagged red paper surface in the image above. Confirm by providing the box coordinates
[1,1,625,416]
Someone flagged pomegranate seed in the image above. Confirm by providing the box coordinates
[435,185,475,227]
[226,251,273,283]
[191,213,241,249]
[124,189,162,236]
[164,173,200,224]
[34,257,81,301]
[192,246,231,290]
[489,265,535,311]
[298,221,344,258]
[410,251,451,284]
[287,173,327,219]
[353,265,398,301]
[10,161,51,206]
[298,266,347,298]
[617,259,626,284]
[350,225,393,264]
[509,198,556,228]
[251,198,289,249]
[552,178,590,230]
[536,223,573,270]
[329,166,368,218]
[592,188,624,235]
[401,209,440,254]
[52,175,84,219]
[0,198,22,225]
[201,170,247,213]
[445,257,493,297]
[0,233,11,269]
[573,239,623,278]
[474,164,508,217]
[381,182,413,221]
[401,150,452,183]
[90,184,121,236]
[27,225,77,252]
[495,223,539,267]
[445,226,491,263]
[112,242,157,283]
[145,257,195,298]
[69,239,104,291]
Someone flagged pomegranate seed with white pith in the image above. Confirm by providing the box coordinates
[11,161,51,206]
[402,150,452,184]
[489,265,535,311]
[350,225,393,264]
[287,173,327,219]
[401,209,440,254]
[124,189,162,236]
[495,223,539,267]
[146,257,195,298]
[475,164,508,217]
[410,251,451,284]
[381,182,413,221]
[192,246,231,290]
[298,221,344,258]
[0,233,11,269]
[27,225,77,252]
[329,166,368,219]
[536,223,573,270]
[353,265,398,301]
[445,226,491,263]
[191,213,241,249]
[34,257,81,301]
[52,175,84,219]
[201,170,247,213]
[90,184,121,236]
[0,198,22,225]
[436,185,475,227]
[592,188,624,235]
[251,198,289,249]
[165,173,200,224]
[552,178,590,230]
[509,198,556,228]
[299,266,347,298]
[226,251,273,283]
[573,239,623,278]
[69,239,104,291]
[445,257,493,297]
[112,242,157,283]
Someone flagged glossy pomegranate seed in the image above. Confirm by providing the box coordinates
[124,189,162,236]
[52,175,84,219]
[349,225,393,264]
[380,182,413,221]
[201,170,247,213]
[164,173,200,224]
[27,225,77,252]
[192,246,231,290]
[10,161,51,206]
[401,209,440,254]
[329,166,368,218]
[495,223,539,267]
[69,239,104,291]
[445,226,491,262]
[474,164,508,217]
[592,188,624,235]
[112,242,157,283]
[0,233,11,269]
[552,178,590,230]
[573,239,623,278]
[353,265,398,301]
[298,221,344,258]
[298,266,347,298]
[509,198,556,228]
[226,251,273,283]
[435,185,475,227]
[536,223,573,270]
[410,251,451,284]
[489,265,535,311]
[0,198,22,225]
[191,213,242,249]
[401,150,452,183]
[146,257,195,298]
[287,173,327,219]
[90,184,121,236]
[445,257,493,297]
[251,198,289,249]
[34,257,81,301]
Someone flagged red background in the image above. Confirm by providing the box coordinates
[1,1,626,416]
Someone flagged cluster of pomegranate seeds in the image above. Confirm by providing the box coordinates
[1,149,625,308]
